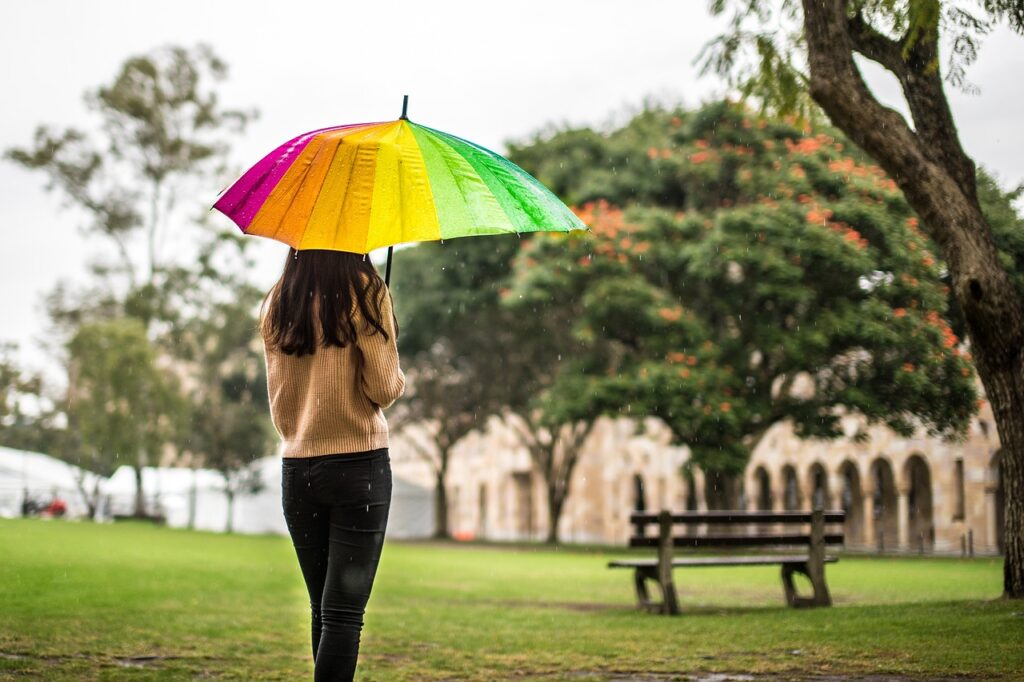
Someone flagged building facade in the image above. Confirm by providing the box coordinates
[390,404,1004,554]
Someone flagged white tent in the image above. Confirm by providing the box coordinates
[2,446,434,538]
[0,446,105,519]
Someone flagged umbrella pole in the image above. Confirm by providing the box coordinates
[385,246,394,287]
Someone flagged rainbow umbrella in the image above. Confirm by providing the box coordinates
[213,97,586,283]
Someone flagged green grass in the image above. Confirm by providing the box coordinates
[0,518,1020,680]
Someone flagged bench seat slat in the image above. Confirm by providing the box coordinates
[629,533,844,548]
[608,555,839,568]
[629,510,846,525]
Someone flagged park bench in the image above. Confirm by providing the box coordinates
[608,509,845,615]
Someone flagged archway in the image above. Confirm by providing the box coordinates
[838,461,864,545]
[633,473,647,512]
[782,465,801,511]
[808,462,830,510]
[992,450,1005,554]
[904,454,934,551]
[478,483,488,538]
[870,458,898,550]
[704,470,741,510]
[683,468,698,511]
[754,466,772,511]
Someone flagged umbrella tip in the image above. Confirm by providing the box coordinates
[400,95,409,120]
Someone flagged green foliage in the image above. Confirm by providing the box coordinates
[508,103,978,475]
[700,1,1024,117]
[976,170,1024,309]
[390,233,575,461]
[4,46,272,489]
[66,318,185,476]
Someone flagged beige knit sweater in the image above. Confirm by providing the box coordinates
[262,287,405,458]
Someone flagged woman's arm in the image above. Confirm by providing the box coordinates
[355,287,406,408]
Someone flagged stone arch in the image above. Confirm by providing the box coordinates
[683,467,699,511]
[704,470,742,510]
[478,483,488,538]
[808,462,830,510]
[992,450,1005,554]
[753,466,772,511]
[781,465,802,511]
[903,454,934,551]
[838,460,864,545]
[869,457,898,551]
[632,473,647,512]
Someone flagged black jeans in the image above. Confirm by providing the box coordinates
[281,448,392,681]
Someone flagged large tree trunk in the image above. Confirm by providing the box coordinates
[801,0,1024,597]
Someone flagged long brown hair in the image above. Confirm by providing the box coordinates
[260,248,395,357]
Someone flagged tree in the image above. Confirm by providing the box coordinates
[5,44,254,299]
[700,0,1024,598]
[0,344,59,454]
[508,102,977,506]
[67,319,185,517]
[4,44,261,517]
[389,236,525,538]
[172,240,275,532]
[391,232,594,543]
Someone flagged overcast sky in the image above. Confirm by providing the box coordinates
[2,1,1022,383]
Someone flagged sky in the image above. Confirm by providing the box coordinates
[1,0,1022,384]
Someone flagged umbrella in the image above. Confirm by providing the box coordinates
[213,96,587,284]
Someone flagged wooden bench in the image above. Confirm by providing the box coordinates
[608,509,844,615]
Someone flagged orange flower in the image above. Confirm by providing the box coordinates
[695,139,710,149]
[671,116,683,127]
[720,402,732,413]
[686,355,699,366]
[806,207,833,224]
[893,308,907,318]
[647,147,659,159]
[659,307,683,322]
[667,352,687,364]
[678,368,691,379]
[902,363,915,373]
[922,255,935,267]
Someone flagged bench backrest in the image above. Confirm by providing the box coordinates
[628,509,846,550]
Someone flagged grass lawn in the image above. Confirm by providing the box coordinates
[0,517,1019,681]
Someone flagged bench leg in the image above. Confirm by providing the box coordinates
[780,562,832,608]
[632,566,679,615]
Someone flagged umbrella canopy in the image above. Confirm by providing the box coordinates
[213,109,586,256]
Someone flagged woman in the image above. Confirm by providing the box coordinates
[260,248,405,681]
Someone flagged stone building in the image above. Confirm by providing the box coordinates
[389,403,1004,555]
